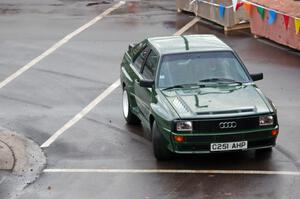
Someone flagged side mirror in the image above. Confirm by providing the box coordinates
[250,73,263,81]
[139,80,154,88]
[128,43,136,51]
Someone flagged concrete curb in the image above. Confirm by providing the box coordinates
[0,127,46,199]
[0,139,15,170]
[0,128,46,174]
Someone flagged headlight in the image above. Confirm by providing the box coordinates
[259,115,274,126]
[176,121,192,131]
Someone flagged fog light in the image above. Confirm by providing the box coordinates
[271,129,278,136]
[174,135,185,143]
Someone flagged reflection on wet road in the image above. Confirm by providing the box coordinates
[0,0,300,198]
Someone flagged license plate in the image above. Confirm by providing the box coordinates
[210,141,248,152]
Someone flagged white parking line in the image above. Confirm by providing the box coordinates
[43,168,300,176]
[0,176,6,185]
[41,79,120,148]
[0,1,125,90]
[41,17,200,148]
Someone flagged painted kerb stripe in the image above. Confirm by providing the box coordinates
[173,17,200,36]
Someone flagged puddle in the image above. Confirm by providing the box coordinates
[86,1,111,7]
[111,0,177,16]
[49,3,64,7]
[0,8,20,15]
[162,20,176,29]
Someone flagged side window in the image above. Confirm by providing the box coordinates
[142,50,159,80]
[133,47,149,72]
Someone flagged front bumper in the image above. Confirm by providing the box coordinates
[168,128,278,154]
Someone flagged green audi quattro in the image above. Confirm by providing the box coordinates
[120,35,279,160]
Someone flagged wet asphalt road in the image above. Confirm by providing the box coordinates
[0,0,300,198]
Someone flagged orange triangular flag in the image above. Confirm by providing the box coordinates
[295,18,300,34]
[243,2,253,13]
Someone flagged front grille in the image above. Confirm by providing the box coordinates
[192,116,260,133]
[177,144,209,151]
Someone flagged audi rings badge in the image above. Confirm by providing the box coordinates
[219,121,237,129]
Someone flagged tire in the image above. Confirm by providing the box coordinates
[122,88,140,124]
[255,147,272,159]
[152,121,173,161]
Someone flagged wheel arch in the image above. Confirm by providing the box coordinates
[149,114,155,130]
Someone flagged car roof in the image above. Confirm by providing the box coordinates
[147,34,232,55]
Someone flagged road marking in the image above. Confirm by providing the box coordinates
[41,17,199,148]
[0,176,6,185]
[41,79,120,148]
[43,168,300,176]
[0,1,125,90]
[173,17,200,36]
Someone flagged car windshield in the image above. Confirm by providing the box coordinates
[158,51,250,89]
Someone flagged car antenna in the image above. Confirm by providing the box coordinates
[181,36,189,51]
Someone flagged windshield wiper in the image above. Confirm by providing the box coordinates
[199,78,243,85]
[162,83,198,91]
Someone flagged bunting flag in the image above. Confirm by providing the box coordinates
[237,1,300,35]
[257,6,265,20]
[232,0,238,12]
[190,0,300,35]
[283,15,290,30]
[268,10,277,25]
[219,4,225,19]
[236,2,244,11]
[243,2,252,14]
[295,18,300,34]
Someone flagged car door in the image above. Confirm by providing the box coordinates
[129,45,151,117]
[134,49,159,120]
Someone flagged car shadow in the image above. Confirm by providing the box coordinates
[123,123,279,171]
[152,151,276,171]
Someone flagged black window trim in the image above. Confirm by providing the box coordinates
[132,46,151,73]
[140,49,158,79]
[131,40,147,62]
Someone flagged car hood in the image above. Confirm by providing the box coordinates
[161,84,272,119]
